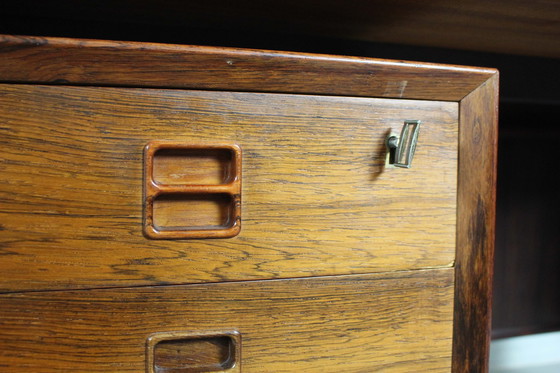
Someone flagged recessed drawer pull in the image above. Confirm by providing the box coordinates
[386,120,421,168]
[143,142,242,239]
[147,331,241,373]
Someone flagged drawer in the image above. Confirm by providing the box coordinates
[0,84,457,292]
[0,268,454,372]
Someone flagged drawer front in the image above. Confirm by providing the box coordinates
[0,269,454,372]
[0,84,458,291]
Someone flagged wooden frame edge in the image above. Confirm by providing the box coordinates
[453,73,499,372]
[0,34,495,101]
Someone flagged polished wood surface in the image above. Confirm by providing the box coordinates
[0,84,458,292]
[453,74,499,372]
[0,35,495,102]
[0,269,455,372]
[0,36,498,371]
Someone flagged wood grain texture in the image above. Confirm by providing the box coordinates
[0,84,458,292]
[0,269,455,372]
[453,74,499,372]
[0,35,495,102]
[0,36,498,370]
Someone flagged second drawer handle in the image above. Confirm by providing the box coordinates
[147,330,241,373]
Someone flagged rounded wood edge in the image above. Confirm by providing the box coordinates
[0,34,497,101]
[0,34,498,74]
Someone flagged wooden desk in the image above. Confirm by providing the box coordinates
[0,35,497,372]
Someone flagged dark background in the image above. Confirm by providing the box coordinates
[2,0,559,339]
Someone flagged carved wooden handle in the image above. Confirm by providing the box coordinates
[143,142,242,239]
